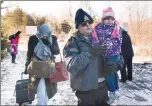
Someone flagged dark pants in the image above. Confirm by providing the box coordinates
[105,73,119,92]
[75,82,110,106]
[120,56,133,81]
[11,53,16,63]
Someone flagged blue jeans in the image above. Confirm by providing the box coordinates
[105,74,119,92]
[37,78,49,105]
[105,55,120,92]
[11,53,16,63]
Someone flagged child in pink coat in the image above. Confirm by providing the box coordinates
[10,35,20,63]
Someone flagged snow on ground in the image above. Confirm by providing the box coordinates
[1,43,152,105]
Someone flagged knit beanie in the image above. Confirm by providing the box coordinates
[75,8,93,29]
[102,7,115,20]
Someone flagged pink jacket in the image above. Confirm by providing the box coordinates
[10,37,19,54]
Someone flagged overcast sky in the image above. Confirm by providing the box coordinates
[1,1,152,22]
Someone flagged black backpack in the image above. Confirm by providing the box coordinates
[8,34,15,40]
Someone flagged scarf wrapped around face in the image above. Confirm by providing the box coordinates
[34,24,53,61]
[92,21,120,42]
[91,21,122,58]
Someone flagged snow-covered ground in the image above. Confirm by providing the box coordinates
[1,43,152,105]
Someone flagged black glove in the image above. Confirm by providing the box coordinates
[90,43,107,57]
[103,61,118,76]
[100,44,108,55]
[41,39,51,46]
[103,56,124,76]
[41,38,55,54]
[24,61,30,75]
[24,68,28,74]
[24,65,28,75]
[117,55,124,70]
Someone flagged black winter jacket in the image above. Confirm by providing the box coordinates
[25,35,60,100]
[26,35,60,63]
[121,29,134,57]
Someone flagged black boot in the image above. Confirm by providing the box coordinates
[119,79,126,83]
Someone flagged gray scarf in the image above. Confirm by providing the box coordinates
[34,24,52,61]
[34,35,52,61]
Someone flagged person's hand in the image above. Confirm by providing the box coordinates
[90,43,107,57]
[24,61,30,75]
[90,43,101,56]
[117,55,124,70]
[41,39,51,46]
[100,44,108,55]
[103,56,124,76]
[103,61,118,76]
[24,67,28,74]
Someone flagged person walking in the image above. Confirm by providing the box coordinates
[9,31,21,63]
[24,24,60,105]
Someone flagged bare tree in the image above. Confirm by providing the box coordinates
[68,1,72,20]
[79,1,90,12]
[125,1,134,25]
[68,1,74,33]
[1,1,20,9]
[125,1,152,56]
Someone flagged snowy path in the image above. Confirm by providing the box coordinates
[113,63,152,105]
[1,43,152,105]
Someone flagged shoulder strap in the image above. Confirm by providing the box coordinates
[34,35,53,61]
[35,34,46,47]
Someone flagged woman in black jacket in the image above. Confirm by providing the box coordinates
[24,24,60,105]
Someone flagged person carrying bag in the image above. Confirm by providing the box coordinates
[27,34,56,78]
[24,24,60,105]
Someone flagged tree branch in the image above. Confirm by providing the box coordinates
[1,2,20,9]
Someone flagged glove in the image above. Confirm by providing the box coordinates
[103,61,118,76]
[117,55,124,70]
[41,39,51,46]
[24,61,30,75]
[100,44,108,55]
[24,65,28,74]
[103,56,124,76]
[24,68,28,74]
[90,43,107,57]
[41,38,55,54]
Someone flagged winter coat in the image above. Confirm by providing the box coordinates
[15,36,20,44]
[63,31,105,91]
[94,23,122,58]
[10,38,18,54]
[25,35,60,100]
[121,29,134,58]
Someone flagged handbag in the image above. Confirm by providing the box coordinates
[27,35,56,78]
[49,53,69,82]
[27,58,56,78]
[8,44,14,53]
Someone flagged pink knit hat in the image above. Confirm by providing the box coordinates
[102,7,115,19]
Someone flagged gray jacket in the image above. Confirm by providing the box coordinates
[63,32,105,91]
